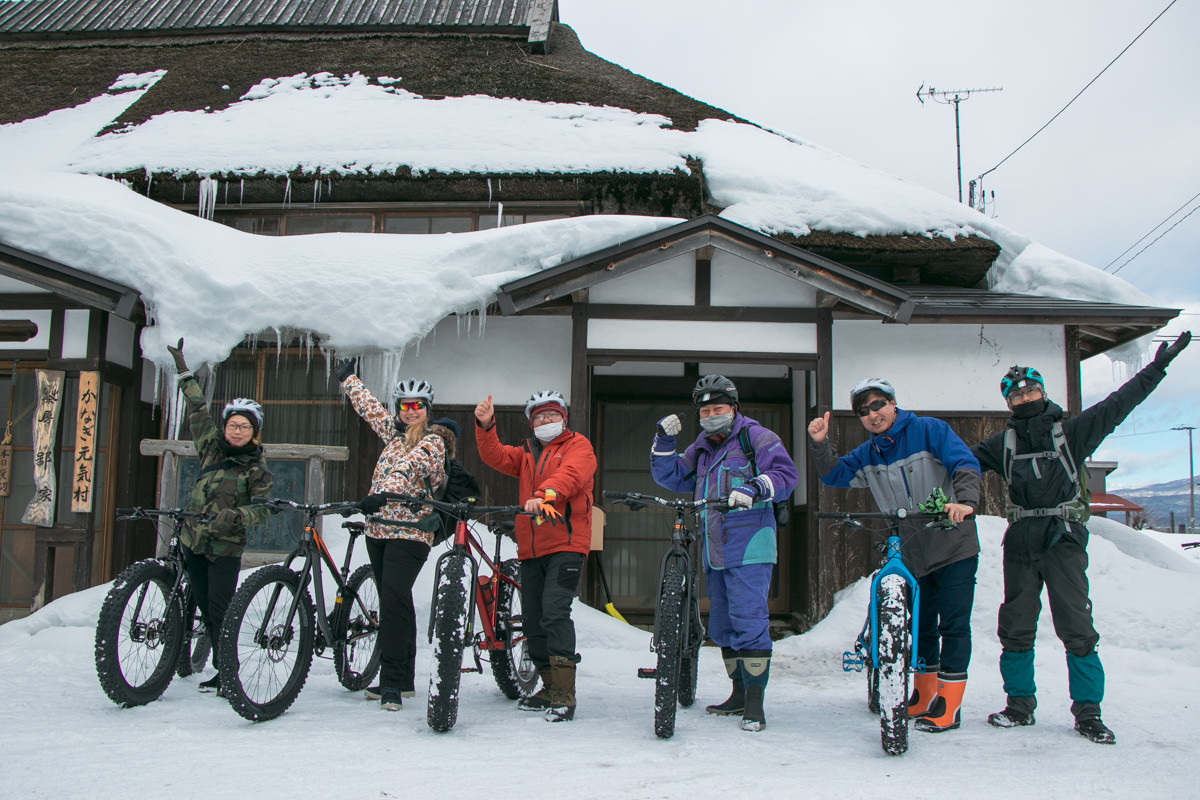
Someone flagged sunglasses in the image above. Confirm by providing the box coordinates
[1007,385,1043,401]
[856,398,890,417]
[398,400,428,412]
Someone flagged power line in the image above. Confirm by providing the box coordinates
[975,0,1178,183]
[1110,202,1200,275]
[1103,190,1200,271]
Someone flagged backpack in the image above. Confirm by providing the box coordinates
[424,457,482,545]
[737,428,790,527]
[1001,420,1090,526]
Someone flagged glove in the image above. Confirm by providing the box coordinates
[358,493,388,515]
[728,484,757,510]
[335,358,357,382]
[1153,330,1191,370]
[211,508,242,535]
[167,338,189,375]
[657,414,682,437]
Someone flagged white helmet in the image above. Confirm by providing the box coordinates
[524,389,567,420]
[394,378,434,404]
[222,397,264,430]
[849,378,896,410]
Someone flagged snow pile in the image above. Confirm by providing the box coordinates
[0,515,1197,797]
[0,70,1158,371]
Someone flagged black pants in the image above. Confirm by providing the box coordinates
[998,540,1098,656]
[916,555,978,674]
[520,552,585,670]
[366,537,430,692]
[182,546,241,667]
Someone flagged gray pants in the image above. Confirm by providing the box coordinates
[520,552,585,670]
[998,539,1098,656]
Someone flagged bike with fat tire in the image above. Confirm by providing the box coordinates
[375,495,535,732]
[601,491,719,740]
[217,499,381,722]
[817,507,953,756]
[94,507,211,707]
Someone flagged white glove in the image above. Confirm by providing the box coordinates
[657,414,682,437]
[728,486,756,509]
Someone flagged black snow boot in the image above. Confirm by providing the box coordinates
[706,647,745,716]
[739,650,771,733]
[1074,716,1116,745]
[988,707,1036,728]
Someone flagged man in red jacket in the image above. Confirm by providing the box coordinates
[475,390,597,722]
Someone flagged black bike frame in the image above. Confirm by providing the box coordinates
[115,507,206,646]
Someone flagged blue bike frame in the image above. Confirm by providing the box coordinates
[843,531,923,677]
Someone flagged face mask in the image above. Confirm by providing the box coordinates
[1011,398,1047,420]
[699,413,733,435]
[534,421,564,442]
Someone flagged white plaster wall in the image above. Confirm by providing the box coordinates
[105,314,136,368]
[0,309,51,350]
[711,250,817,307]
[832,321,1067,411]
[586,253,695,305]
[395,315,572,407]
[61,309,89,358]
[589,319,817,353]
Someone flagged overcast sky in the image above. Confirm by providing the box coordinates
[560,0,1200,494]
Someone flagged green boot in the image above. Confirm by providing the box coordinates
[706,647,746,716]
[739,650,771,732]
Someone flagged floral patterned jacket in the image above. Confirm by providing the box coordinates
[343,375,445,544]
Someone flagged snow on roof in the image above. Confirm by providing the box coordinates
[0,70,1156,368]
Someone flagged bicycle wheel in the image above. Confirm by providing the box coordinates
[427,551,471,732]
[653,561,686,739]
[217,565,316,722]
[866,663,880,715]
[876,573,911,756]
[677,587,702,709]
[95,560,186,707]
[490,558,538,700]
[176,597,211,678]
[332,564,381,691]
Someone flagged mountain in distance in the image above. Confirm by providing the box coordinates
[1109,474,1199,532]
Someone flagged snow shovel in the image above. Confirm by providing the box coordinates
[594,551,627,623]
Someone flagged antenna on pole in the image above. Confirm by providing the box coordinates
[916,84,1003,204]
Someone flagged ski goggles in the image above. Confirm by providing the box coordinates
[855,398,890,417]
[398,400,428,412]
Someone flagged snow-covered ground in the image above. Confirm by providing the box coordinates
[1,515,1197,798]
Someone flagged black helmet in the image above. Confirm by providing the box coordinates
[1000,365,1044,400]
[692,375,738,408]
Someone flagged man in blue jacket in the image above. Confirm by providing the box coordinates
[808,378,981,733]
[650,375,797,732]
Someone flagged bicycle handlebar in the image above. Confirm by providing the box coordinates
[252,497,362,517]
[1182,541,1200,550]
[377,493,534,519]
[816,509,954,530]
[115,507,210,522]
[601,490,726,511]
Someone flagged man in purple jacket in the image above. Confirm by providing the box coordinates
[650,375,798,732]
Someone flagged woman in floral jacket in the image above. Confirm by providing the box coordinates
[338,365,445,711]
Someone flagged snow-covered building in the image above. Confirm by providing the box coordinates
[0,0,1179,627]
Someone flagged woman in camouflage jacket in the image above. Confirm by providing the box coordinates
[339,366,446,710]
[167,340,273,695]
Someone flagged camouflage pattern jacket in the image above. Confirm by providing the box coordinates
[343,375,445,544]
[179,375,273,560]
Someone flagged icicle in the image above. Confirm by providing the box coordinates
[487,177,492,204]
[313,178,321,205]
[497,202,503,229]
[223,180,229,205]
[197,176,218,220]
[239,179,244,205]
[283,177,292,207]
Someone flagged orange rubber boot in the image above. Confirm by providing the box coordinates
[907,669,939,717]
[915,673,966,733]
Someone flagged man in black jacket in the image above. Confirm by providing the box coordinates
[972,331,1190,745]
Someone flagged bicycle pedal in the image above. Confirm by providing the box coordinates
[637,667,657,679]
[842,651,864,672]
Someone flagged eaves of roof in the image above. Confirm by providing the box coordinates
[0,241,143,319]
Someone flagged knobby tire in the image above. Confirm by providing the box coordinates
[876,574,911,756]
[94,560,185,707]
[653,561,686,739]
[217,565,315,722]
[427,551,470,732]
[490,558,538,700]
[677,584,702,709]
[332,564,382,691]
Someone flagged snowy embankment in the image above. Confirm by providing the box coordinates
[1,516,1198,799]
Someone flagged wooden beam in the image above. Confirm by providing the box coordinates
[586,304,818,323]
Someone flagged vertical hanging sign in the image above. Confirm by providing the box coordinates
[22,369,65,527]
[71,372,99,513]
[0,420,12,496]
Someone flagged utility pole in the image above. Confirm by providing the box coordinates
[916,84,1002,204]
[1173,425,1196,533]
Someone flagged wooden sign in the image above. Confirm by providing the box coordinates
[22,369,65,527]
[0,420,12,497]
[71,371,99,513]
